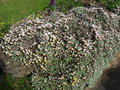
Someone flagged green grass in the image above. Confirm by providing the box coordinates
[0,0,49,23]
[0,0,50,38]
[0,0,81,38]
[0,0,80,23]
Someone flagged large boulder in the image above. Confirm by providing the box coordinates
[89,51,120,90]
[0,6,120,89]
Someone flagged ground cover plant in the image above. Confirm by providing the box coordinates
[0,0,82,89]
[0,6,120,90]
[0,0,120,90]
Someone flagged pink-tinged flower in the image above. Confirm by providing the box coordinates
[50,0,55,5]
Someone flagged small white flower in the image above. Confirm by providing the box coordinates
[32,42,37,46]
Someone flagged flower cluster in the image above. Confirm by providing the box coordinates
[0,7,120,90]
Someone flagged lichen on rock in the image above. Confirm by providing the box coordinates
[0,6,120,89]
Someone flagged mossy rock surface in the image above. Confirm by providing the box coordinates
[0,6,120,90]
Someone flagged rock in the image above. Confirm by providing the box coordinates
[88,52,120,90]
[0,6,120,89]
[0,48,33,77]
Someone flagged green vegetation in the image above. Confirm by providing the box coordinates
[0,0,81,89]
[0,74,32,90]
[0,0,49,23]
[96,0,120,10]
[0,0,119,38]
[0,0,81,38]
[0,0,49,38]
[0,0,119,90]
[0,0,80,23]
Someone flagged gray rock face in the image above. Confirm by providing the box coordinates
[89,52,120,90]
[0,7,120,89]
[0,48,33,77]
